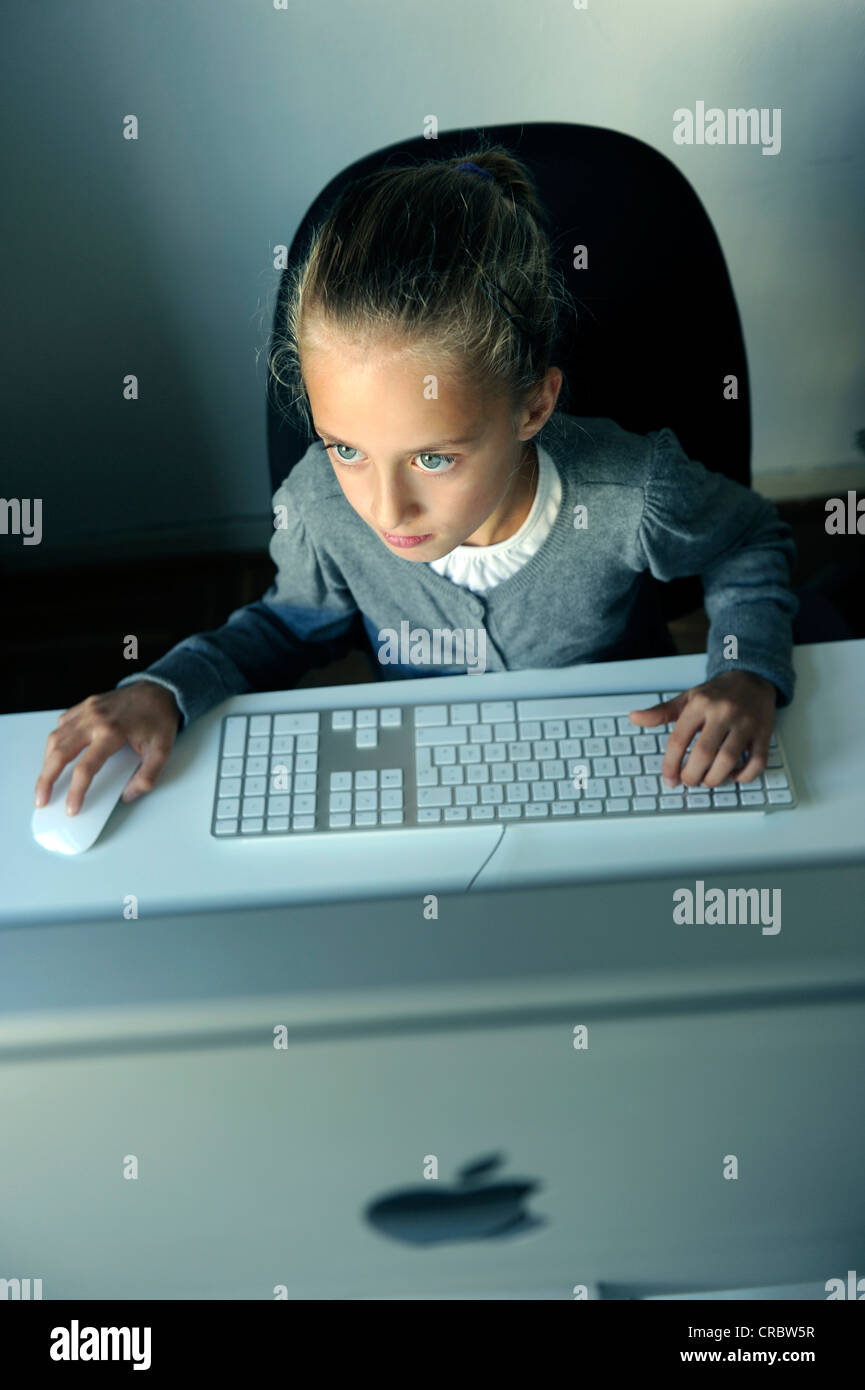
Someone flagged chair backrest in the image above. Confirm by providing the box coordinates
[267,121,751,496]
[265,123,752,625]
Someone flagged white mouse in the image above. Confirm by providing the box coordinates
[31,744,142,854]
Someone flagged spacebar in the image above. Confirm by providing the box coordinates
[516,693,661,719]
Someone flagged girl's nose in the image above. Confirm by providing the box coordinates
[370,478,417,533]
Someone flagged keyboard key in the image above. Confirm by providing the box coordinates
[381,809,404,824]
[470,805,495,820]
[609,777,633,798]
[451,703,479,723]
[543,720,567,740]
[768,788,793,804]
[356,709,377,727]
[660,795,684,810]
[266,816,289,832]
[609,736,632,755]
[268,796,291,814]
[249,715,271,735]
[470,723,493,743]
[220,758,244,778]
[330,771,352,791]
[294,794,316,815]
[433,746,457,766]
[242,797,265,817]
[417,808,441,822]
[579,800,603,814]
[418,787,452,807]
[764,770,789,789]
[496,805,522,819]
[296,733,318,753]
[214,820,237,835]
[483,744,506,762]
[329,812,352,828]
[222,716,247,757]
[294,774,316,793]
[605,799,629,813]
[494,723,518,743]
[380,768,402,787]
[244,776,266,796]
[332,710,353,729]
[415,705,448,726]
[293,815,315,830]
[712,791,738,807]
[355,791,377,811]
[355,810,377,826]
[518,721,542,740]
[380,789,404,809]
[506,783,529,802]
[380,708,402,727]
[216,798,240,818]
[441,767,464,785]
[481,784,504,803]
[632,796,657,811]
[417,726,467,746]
[633,735,658,754]
[274,713,319,734]
[593,717,616,736]
[584,737,607,756]
[241,818,263,833]
[551,801,577,815]
[455,785,478,805]
[444,807,469,822]
[525,803,549,817]
[356,728,377,748]
[355,770,377,788]
[686,793,711,808]
[741,790,766,806]
[481,701,515,722]
[618,756,642,776]
[219,777,242,798]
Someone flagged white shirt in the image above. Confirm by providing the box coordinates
[427,442,562,593]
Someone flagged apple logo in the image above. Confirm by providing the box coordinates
[365,1153,546,1244]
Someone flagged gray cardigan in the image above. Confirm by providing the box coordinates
[117,411,798,729]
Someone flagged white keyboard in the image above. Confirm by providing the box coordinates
[209,690,797,838]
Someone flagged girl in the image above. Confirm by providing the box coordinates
[35,145,797,818]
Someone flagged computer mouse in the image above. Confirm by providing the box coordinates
[31,744,142,854]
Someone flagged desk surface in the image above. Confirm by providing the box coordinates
[2,641,863,926]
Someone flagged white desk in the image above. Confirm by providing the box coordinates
[1,642,864,1298]
[2,640,863,927]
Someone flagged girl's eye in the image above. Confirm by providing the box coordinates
[332,444,361,463]
[415,453,457,473]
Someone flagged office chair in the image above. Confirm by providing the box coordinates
[267,124,830,650]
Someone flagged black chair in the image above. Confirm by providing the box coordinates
[266,122,752,629]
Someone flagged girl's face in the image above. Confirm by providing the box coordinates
[302,332,561,559]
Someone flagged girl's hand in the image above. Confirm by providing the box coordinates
[34,682,182,816]
[628,671,777,790]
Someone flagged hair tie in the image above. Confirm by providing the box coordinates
[456,160,495,183]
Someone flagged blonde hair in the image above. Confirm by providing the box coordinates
[268,141,576,436]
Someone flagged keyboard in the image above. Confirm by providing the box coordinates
[210,690,797,837]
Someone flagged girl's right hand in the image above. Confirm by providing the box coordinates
[34,682,182,817]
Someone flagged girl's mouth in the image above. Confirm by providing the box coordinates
[381,531,433,548]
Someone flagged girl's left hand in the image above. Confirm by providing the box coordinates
[628,670,777,790]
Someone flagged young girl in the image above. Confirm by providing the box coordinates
[35,146,798,819]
